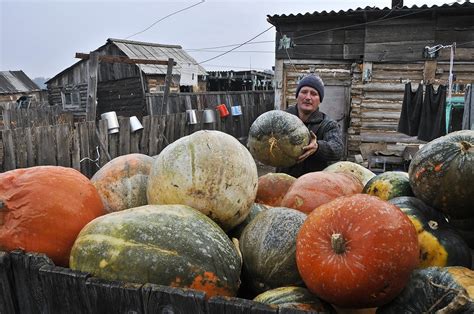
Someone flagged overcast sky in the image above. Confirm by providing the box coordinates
[1,0,453,79]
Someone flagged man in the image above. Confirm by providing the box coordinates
[278,74,343,177]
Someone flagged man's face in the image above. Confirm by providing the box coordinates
[297,86,321,114]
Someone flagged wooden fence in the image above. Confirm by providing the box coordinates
[1,100,274,177]
[1,105,74,129]
[0,250,308,314]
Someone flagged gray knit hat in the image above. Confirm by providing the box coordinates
[295,75,325,101]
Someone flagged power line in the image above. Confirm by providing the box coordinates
[187,49,274,53]
[125,0,205,39]
[196,26,274,65]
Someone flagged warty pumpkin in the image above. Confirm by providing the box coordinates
[296,194,420,309]
[70,204,242,298]
[0,166,105,266]
[281,171,363,214]
[91,153,154,212]
[247,110,310,167]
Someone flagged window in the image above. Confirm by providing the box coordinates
[62,88,81,108]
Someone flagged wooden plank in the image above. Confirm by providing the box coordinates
[36,126,57,166]
[148,116,160,156]
[97,120,111,165]
[157,115,167,153]
[140,116,151,155]
[13,128,27,168]
[0,252,18,314]
[55,124,71,167]
[207,296,277,314]
[162,58,174,115]
[1,129,15,171]
[25,128,35,167]
[118,117,131,156]
[141,283,206,314]
[79,122,92,176]
[130,130,141,153]
[72,123,81,171]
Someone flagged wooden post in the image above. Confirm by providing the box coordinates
[162,58,174,115]
[86,51,99,121]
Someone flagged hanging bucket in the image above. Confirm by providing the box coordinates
[186,109,198,125]
[129,116,144,132]
[101,111,120,134]
[216,104,230,118]
[202,109,216,123]
[231,105,242,116]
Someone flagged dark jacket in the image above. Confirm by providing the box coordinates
[277,105,343,177]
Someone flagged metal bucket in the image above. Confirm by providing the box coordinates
[231,105,242,116]
[100,111,119,134]
[186,109,198,125]
[202,109,216,123]
[129,116,144,132]
[216,104,230,118]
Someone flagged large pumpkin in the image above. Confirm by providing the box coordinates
[0,166,105,266]
[253,286,335,313]
[255,172,296,206]
[377,266,474,313]
[296,194,420,308]
[247,110,310,167]
[323,161,376,186]
[363,171,413,201]
[70,204,242,298]
[389,196,472,268]
[408,130,474,219]
[147,130,258,231]
[91,153,154,212]
[239,207,306,293]
[281,171,363,214]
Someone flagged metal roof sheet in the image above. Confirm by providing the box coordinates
[0,71,40,94]
[267,2,474,21]
[109,38,207,76]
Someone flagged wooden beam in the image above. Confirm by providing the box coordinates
[75,53,177,65]
[162,58,174,115]
[86,51,99,121]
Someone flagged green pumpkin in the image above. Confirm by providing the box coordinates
[448,217,474,249]
[239,207,307,293]
[377,266,474,313]
[70,204,242,298]
[247,110,310,167]
[254,286,335,313]
[408,130,474,219]
[228,203,268,239]
[389,197,472,268]
[363,171,413,200]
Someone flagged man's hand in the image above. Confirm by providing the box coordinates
[297,131,318,162]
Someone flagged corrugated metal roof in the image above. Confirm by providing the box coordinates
[267,2,474,21]
[0,71,40,94]
[108,38,207,76]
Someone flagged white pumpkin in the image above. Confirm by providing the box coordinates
[147,130,258,231]
[323,161,376,186]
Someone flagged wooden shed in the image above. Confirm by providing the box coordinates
[46,38,207,119]
[267,1,474,162]
[0,71,44,106]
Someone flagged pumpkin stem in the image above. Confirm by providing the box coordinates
[459,140,472,152]
[331,233,346,254]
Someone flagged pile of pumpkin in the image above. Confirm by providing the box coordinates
[0,113,473,313]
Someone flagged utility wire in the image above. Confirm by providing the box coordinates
[125,0,205,39]
[196,26,274,65]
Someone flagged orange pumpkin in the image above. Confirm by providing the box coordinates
[296,194,420,308]
[91,153,154,212]
[281,171,363,214]
[0,166,105,266]
[255,173,296,206]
